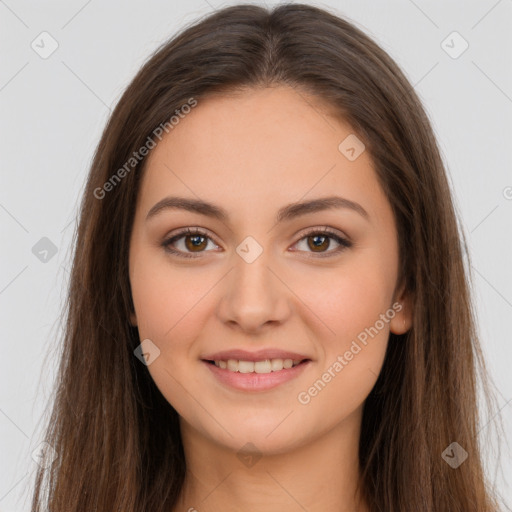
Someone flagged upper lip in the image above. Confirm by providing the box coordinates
[201,349,311,362]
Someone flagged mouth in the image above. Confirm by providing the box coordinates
[201,356,312,391]
[203,357,308,373]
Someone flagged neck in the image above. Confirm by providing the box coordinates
[173,407,369,512]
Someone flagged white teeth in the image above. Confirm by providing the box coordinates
[254,360,272,374]
[238,360,254,373]
[270,358,283,371]
[212,357,304,373]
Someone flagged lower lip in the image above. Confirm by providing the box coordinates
[203,360,311,391]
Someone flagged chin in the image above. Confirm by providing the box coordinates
[205,418,311,457]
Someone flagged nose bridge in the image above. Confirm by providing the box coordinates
[234,246,272,295]
[217,241,290,330]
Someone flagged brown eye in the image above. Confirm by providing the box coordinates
[293,228,352,258]
[162,228,218,258]
[162,227,352,259]
[307,234,331,252]
[184,234,208,252]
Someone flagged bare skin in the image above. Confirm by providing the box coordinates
[129,85,412,512]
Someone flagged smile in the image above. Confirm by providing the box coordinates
[202,358,311,391]
[210,358,303,373]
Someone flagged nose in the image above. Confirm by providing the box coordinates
[216,251,291,333]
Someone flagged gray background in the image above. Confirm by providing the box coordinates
[1,0,511,510]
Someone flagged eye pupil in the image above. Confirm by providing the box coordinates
[308,235,329,252]
[185,235,207,251]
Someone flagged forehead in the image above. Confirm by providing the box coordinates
[138,86,387,223]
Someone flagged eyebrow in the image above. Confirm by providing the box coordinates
[145,195,369,223]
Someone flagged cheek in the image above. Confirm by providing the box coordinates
[293,275,391,421]
[289,256,394,409]
[130,251,214,341]
[130,255,215,417]
[292,257,395,348]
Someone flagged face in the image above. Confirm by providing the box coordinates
[129,86,411,455]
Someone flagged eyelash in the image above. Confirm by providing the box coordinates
[161,227,352,259]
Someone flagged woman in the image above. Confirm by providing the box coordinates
[31,3,507,511]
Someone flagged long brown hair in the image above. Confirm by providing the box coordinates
[31,3,507,511]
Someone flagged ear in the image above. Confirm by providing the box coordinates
[389,284,413,335]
